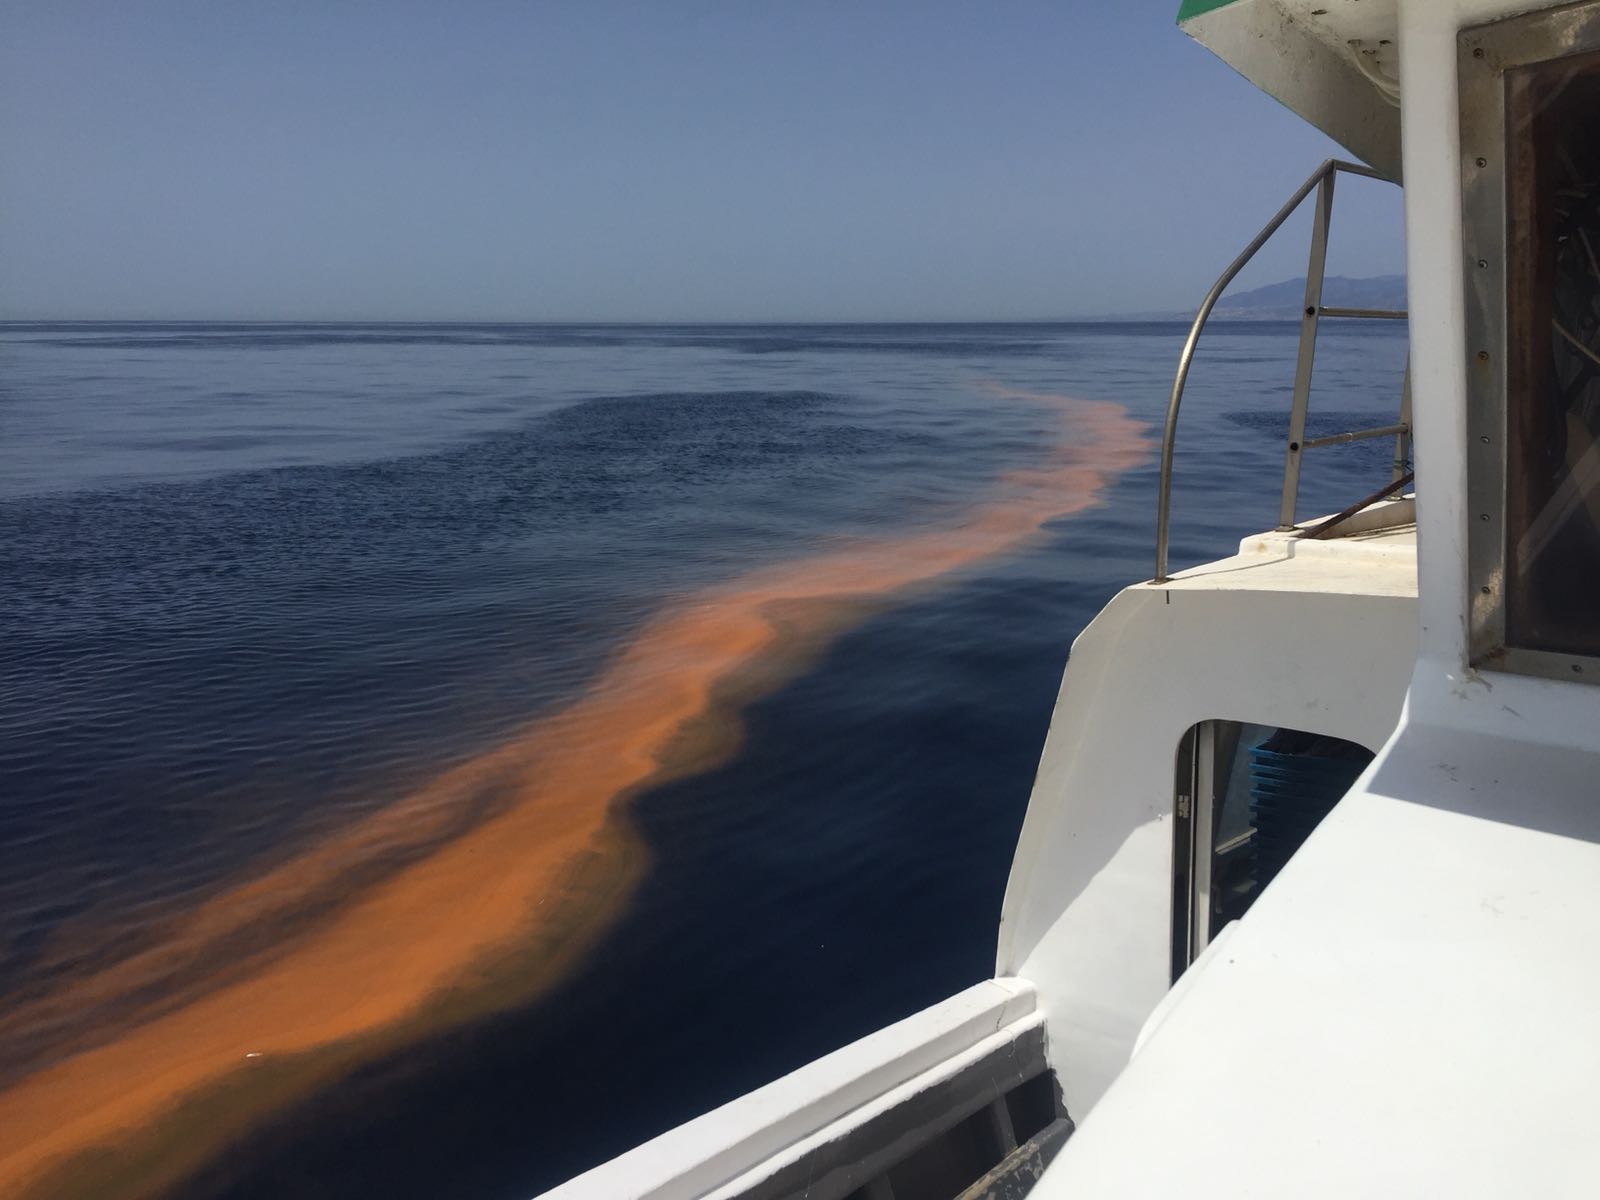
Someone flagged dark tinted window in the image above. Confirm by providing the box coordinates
[1505,50,1600,657]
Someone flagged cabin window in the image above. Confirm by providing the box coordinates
[1505,49,1600,658]
[1171,721,1373,980]
[1462,4,1600,679]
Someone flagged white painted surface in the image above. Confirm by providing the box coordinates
[1400,0,1471,678]
[998,524,1417,1115]
[1182,0,1403,177]
[543,978,1037,1200]
[1034,736,1600,1197]
[1029,1,1600,1193]
[1392,0,1600,733]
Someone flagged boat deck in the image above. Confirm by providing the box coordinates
[1157,497,1417,598]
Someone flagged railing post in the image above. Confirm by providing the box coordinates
[1278,171,1336,530]
[1394,357,1414,482]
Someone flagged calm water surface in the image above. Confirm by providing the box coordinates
[0,321,1407,1198]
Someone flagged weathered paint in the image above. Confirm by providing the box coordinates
[1178,0,1404,180]
[545,980,1041,1200]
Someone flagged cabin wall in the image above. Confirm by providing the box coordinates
[1397,0,1600,742]
[998,563,1415,1116]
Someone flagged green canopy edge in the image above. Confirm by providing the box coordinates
[1176,0,1241,22]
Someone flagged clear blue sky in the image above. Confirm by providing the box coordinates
[0,2,1405,321]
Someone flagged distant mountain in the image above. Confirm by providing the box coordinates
[1105,274,1406,322]
[1212,274,1407,320]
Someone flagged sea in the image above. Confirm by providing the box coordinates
[0,320,1409,1200]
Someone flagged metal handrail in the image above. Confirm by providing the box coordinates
[1153,158,1400,583]
[1316,306,1408,320]
[1302,422,1410,450]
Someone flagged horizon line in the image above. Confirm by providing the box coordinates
[0,312,1283,326]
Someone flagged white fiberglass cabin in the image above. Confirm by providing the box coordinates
[549,2,1600,1196]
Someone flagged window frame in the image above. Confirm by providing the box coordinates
[1171,720,1372,983]
[1460,1,1600,682]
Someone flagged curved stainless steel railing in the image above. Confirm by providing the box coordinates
[1153,158,1407,583]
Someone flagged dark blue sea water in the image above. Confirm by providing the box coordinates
[0,321,1408,1199]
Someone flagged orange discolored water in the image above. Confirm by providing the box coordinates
[0,392,1148,1199]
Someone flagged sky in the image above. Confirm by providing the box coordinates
[0,2,1407,322]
